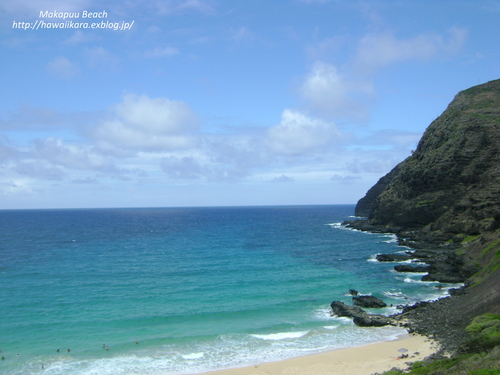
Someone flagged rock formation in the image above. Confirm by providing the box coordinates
[345,79,500,350]
[354,79,500,245]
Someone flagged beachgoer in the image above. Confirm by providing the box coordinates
[135,340,139,344]
[67,349,70,353]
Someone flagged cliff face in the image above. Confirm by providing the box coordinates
[356,79,500,243]
[353,79,500,323]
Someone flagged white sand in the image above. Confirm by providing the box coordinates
[197,333,438,375]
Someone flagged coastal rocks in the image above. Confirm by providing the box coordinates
[330,301,392,327]
[373,248,473,284]
[394,264,430,273]
[353,314,393,327]
[376,253,412,262]
[330,301,366,318]
[353,295,387,308]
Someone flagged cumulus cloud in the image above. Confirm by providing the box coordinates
[266,109,340,155]
[14,160,65,180]
[92,94,199,153]
[33,137,113,172]
[0,180,31,195]
[299,62,373,121]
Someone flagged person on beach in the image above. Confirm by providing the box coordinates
[67,349,70,353]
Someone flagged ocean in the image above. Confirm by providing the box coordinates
[0,205,456,375]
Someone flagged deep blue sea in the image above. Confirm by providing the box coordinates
[0,205,457,375]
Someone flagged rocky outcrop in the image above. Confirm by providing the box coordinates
[346,79,500,353]
[376,253,412,262]
[330,301,393,327]
[393,264,429,273]
[353,295,387,308]
[354,79,500,244]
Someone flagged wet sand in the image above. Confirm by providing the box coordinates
[199,333,437,375]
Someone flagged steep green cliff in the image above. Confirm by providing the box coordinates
[357,79,500,244]
[352,79,500,322]
[354,79,500,373]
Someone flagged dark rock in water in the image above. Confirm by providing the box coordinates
[330,301,366,318]
[353,314,392,327]
[349,289,358,296]
[394,264,430,273]
[376,253,412,262]
[330,301,392,327]
[421,272,465,284]
[353,295,387,308]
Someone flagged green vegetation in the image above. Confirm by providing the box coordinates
[462,82,500,96]
[482,238,500,256]
[379,314,500,374]
[462,235,479,243]
[470,112,500,125]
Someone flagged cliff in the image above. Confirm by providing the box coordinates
[349,79,500,350]
[356,79,500,243]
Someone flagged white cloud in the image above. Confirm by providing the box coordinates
[354,27,467,74]
[0,180,31,195]
[160,156,203,179]
[266,109,340,155]
[92,94,199,153]
[46,56,79,78]
[299,62,373,121]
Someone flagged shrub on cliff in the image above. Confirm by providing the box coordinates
[462,314,500,353]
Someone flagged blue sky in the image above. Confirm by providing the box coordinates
[0,0,499,209]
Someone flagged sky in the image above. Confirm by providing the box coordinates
[0,0,499,209]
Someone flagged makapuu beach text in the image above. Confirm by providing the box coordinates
[12,10,134,31]
[39,10,109,19]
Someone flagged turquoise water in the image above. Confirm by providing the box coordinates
[0,205,455,374]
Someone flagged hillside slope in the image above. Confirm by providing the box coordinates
[351,79,500,346]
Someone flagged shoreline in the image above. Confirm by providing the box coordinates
[197,333,438,375]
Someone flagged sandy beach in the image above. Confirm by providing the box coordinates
[199,333,438,375]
